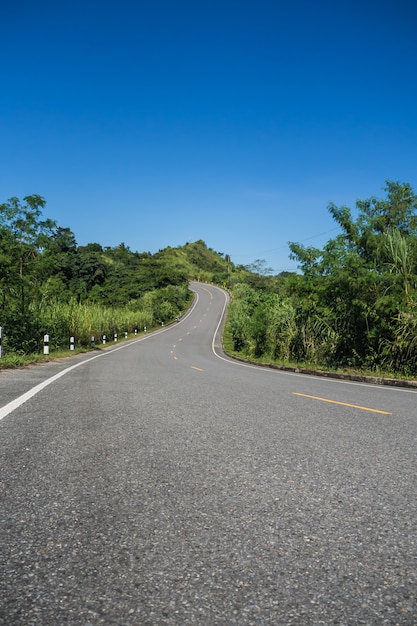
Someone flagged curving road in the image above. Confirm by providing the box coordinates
[1,281,416,625]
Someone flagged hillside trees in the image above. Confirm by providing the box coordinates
[0,196,59,351]
[0,197,200,354]
[289,182,417,370]
[0,196,56,314]
[0,193,243,357]
[229,182,417,374]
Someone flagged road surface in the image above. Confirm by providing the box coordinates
[1,281,416,624]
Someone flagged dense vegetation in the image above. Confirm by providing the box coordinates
[227,181,417,376]
[2,181,417,377]
[0,195,233,357]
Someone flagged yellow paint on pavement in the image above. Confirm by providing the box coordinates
[293,392,392,415]
[200,286,213,299]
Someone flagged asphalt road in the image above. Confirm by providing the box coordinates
[1,281,416,625]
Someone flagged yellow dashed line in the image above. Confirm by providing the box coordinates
[201,287,213,300]
[191,366,204,372]
[293,392,391,415]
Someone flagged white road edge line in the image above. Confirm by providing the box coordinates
[0,291,200,421]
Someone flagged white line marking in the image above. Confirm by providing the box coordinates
[0,292,201,422]
[0,351,108,421]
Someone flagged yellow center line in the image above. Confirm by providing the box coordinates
[191,365,204,372]
[201,286,213,299]
[293,392,392,415]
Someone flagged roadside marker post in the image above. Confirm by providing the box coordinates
[43,334,49,355]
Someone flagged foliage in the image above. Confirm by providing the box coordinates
[0,199,209,355]
[3,183,417,377]
[0,197,237,357]
[228,181,417,375]
[228,285,297,360]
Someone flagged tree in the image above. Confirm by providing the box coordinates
[244,259,274,276]
[288,181,417,370]
[40,226,79,299]
[0,195,56,315]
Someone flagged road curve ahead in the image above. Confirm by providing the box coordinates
[1,281,416,625]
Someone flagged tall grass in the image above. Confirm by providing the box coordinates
[11,284,191,354]
[1,284,194,361]
[33,299,154,349]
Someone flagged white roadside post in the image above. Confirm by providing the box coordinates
[43,334,49,355]
[70,336,75,351]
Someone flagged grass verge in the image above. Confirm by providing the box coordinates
[222,318,417,385]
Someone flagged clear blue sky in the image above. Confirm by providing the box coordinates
[2,0,416,273]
